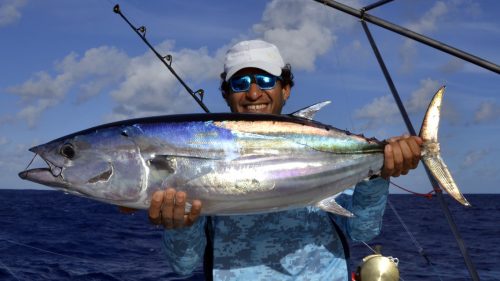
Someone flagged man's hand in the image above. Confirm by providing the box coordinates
[381,135,423,180]
[148,188,202,229]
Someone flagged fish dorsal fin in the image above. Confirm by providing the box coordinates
[289,101,331,120]
[316,195,354,217]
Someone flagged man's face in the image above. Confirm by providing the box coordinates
[224,68,290,114]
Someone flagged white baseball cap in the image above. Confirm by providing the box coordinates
[224,39,285,81]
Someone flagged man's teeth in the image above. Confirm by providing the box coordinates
[246,104,267,110]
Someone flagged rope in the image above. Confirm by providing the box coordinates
[390,181,434,199]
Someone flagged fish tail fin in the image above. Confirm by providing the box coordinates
[419,86,470,206]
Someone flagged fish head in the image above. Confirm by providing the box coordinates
[19,127,148,206]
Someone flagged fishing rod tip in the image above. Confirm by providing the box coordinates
[113,4,120,14]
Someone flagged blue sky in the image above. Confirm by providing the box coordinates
[1,0,499,194]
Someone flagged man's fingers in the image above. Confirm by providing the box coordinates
[148,187,202,229]
[173,192,187,228]
[381,144,393,179]
[185,200,202,226]
[390,140,403,177]
[148,191,164,225]
[407,137,422,169]
[161,188,176,229]
[398,138,413,175]
[381,135,424,179]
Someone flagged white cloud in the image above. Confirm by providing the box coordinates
[440,58,466,73]
[406,78,442,112]
[8,0,363,127]
[7,46,130,127]
[474,101,500,123]
[406,1,448,33]
[399,1,448,73]
[252,0,359,71]
[460,148,488,169]
[354,95,399,124]
[355,79,446,128]
[106,41,221,121]
[17,99,54,128]
[0,0,26,27]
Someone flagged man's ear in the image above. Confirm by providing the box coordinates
[282,84,291,101]
[221,91,230,106]
[221,79,230,105]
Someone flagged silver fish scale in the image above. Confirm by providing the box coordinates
[137,119,385,214]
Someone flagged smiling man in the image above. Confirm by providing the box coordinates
[149,39,422,281]
[221,40,292,114]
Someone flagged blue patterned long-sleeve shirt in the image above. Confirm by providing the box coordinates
[162,177,389,281]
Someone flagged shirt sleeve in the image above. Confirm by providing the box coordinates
[161,216,207,276]
[332,177,389,242]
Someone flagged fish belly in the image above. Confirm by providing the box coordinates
[144,151,383,215]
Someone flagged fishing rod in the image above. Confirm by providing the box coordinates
[312,0,484,279]
[113,4,211,113]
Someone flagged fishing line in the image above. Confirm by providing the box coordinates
[360,240,377,254]
[0,237,128,281]
[0,237,90,262]
[0,258,20,281]
[22,153,37,172]
[387,199,444,281]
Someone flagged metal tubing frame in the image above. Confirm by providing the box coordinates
[361,20,480,281]
[312,0,486,279]
[313,0,500,74]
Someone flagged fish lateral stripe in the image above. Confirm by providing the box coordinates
[214,120,384,154]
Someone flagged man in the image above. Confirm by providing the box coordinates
[148,40,422,280]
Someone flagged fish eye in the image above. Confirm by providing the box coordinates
[60,143,75,159]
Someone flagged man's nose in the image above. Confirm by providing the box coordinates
[245,83,263,100]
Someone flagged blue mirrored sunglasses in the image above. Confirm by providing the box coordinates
[229,74,282,93]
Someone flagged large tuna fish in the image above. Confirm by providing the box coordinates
[19,87,469,216]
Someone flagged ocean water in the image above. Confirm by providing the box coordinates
[0,190,498,281]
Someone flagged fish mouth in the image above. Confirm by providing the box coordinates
[18,153,69,188]
[18,167,69,188]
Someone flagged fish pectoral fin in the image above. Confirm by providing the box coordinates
[316,196,354,217]
[147,155,177,173]
[147,154,221,172]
